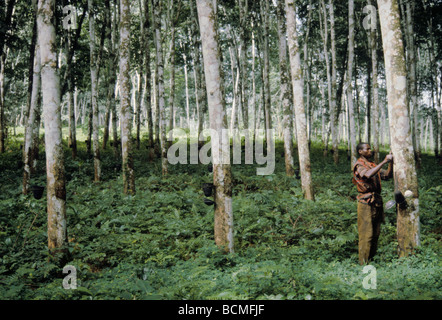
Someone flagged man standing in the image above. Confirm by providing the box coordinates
[352,143,393,265]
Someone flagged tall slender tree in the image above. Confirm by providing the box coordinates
[89,0,101,182]
[260,0,272,148]
[286,0,315,200]
[167,0,177,142]
[153,0,168,175]
[197,0,234,254]
[377,0,420,257]
[347,0,357,166]
[23,33,41,195]
[37,0,68,254]
[119,0,135,194]
[404,0,420,167]
[142,0,154,157]
[190,0,207,144]
[329,0,339,164]
[276,0,295,176]
[23,0,39,195]
[367,0,380,163]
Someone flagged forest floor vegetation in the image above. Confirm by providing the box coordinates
[0,133,441,300]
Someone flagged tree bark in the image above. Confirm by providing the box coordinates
[367,0,380,163]
[260,0,272,149]
[286,0,315,200]
[143,0,154,153]
[37,0,68,254]
[190,0,207,143]
[329,0,339,164]
[378,0,420,257]
[197,0,234,254]
[238,0,249,136]
[319,0,331,156]
[102,0,115,150]
[277,0,295,176]
[89,0,101,182]
[347,0,357,166]
[167,0,176,142]
[23,37,41,195]
[119,0,135,194]
[153,0,168,175]
[404,0,420,167]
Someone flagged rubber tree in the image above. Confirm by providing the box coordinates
[37,0,68,254]
[377,0,420,257]
[153,0,168,175]
[347,0,357,166]
[285,0,315,200]
[197,0,234,253]
[89,0,101,182]
[119,0,136,194]
[23,37,41,195]
[276,0,295,177]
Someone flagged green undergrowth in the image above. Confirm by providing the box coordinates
[0,137,441,300]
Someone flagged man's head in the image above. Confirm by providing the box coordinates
[357,143,372,159]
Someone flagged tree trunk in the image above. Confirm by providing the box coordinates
[197,0,234,254]
[378,0,420,257]
[102,0,115,150]
[64,22,77,159]
[347,0,357,166]
[119,0,135,194]
[329,0,339,164]
[89,0,101,182]
[229,46,239,135]
[367,0,380,163]
[190,0,207,144]
[143,0,154,155]
[304,0,313,144]
[37,0,68,254]
[404,0,420,167]
[168,0,176,143]
[153,0,168,175]
[261,0,272,149]
[238,0,249,138]
[23,38,41,194]
[319,0,330,157]
[286,0,315,201]
[0,50,6,153]
[277,0,295,176]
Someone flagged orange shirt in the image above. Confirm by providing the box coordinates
[352,157,388,205]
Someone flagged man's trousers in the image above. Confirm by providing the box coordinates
[357,202,384,265]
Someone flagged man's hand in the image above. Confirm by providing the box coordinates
[385,152,393,163]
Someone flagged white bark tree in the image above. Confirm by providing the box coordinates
[119,0,135,194]
[367,0,380,163]
[37,0,68,253]
[23,36,41,195]
[285,0,315,200]
[89,0,101,182]
[197,0,234,253]
[347,0,357,166]
[153,0,168,175]
[276,0,295,176]
[378,0,420,257]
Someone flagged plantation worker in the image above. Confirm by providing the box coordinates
[352,143,393,265]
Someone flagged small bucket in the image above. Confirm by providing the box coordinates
[202,183,214,197]
[30,185,45,200]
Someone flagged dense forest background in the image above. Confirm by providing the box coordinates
[0,0,441,300]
